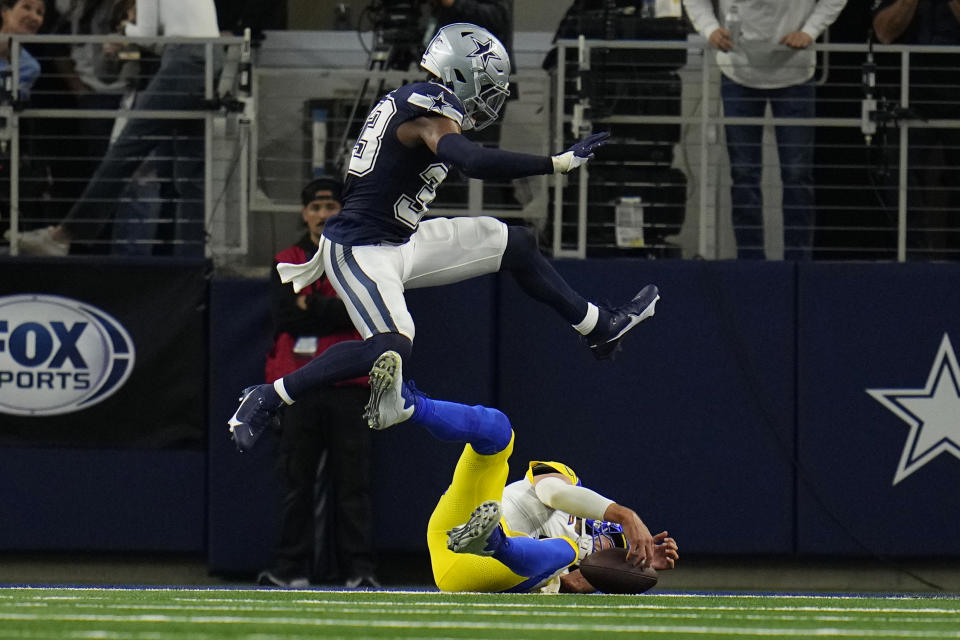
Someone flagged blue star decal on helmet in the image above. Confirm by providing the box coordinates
[466,36,502,71]
[430,93,448,112]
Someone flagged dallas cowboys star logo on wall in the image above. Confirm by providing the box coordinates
[466,36,502,70]
[866,333,960,485]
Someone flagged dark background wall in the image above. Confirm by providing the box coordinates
[205,259,960,570]
[3,258,959,575]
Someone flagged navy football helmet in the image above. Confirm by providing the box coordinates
[420,22,510,131]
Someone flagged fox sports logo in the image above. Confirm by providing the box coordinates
[0,294,136,416]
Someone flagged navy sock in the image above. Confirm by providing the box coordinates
[501,226,588,324]
[410,395,512,455]
[258,383,282,408]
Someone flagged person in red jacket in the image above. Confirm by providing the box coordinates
[258,177,380,589]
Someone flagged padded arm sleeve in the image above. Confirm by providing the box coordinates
[436,133,554,180]
[534,477,615,521]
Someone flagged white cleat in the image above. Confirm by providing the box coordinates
[363,351,415,430]
[447,500,502,557]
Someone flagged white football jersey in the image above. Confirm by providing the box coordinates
[501,478,577,541]
[501,477,579,593]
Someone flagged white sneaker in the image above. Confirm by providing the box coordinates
[363,350,415,430]
[4,226,69,257]
[256,570,309,589]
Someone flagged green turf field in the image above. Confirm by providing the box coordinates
[1,588,960,639]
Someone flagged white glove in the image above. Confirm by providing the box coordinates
[551,131,611,174]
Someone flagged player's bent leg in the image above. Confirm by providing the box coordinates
[435,507,578,593]
[366,349,513,448]
[412,395,513,454]
[447,501,578,588]
[401,217,508,289]
[427,433,513,547]
[494,535,578,593]
[501,226,660,359]
[324,240,415,341]
[501,225,588,324]
[282,332,411,400]
[230,333,411,453]
[431,545,524,593]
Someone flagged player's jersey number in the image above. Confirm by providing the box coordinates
[393,163,448,229]
[348,96,397,177]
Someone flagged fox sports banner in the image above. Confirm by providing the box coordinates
[0,259,208,448]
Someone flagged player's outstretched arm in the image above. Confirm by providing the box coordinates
[603,503,655,568]
[550,132,611,173]
[399,116,610,180]
[558,533,677,593]
[533,475,655,567]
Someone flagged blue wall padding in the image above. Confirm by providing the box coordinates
[497,259,797,554]
[0,448,204,551]
[6,260,960,566]
[796,262,960,555]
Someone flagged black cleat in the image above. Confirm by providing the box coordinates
[587,284,660,360]
[228,384,283,452]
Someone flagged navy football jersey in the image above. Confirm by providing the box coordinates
[324,82,467,246]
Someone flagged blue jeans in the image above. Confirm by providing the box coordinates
[721,76,816,260]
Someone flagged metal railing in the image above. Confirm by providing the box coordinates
[3,34,957,264]
[551,37,960,261]
[1,33,248,259]
[248,66,552,213]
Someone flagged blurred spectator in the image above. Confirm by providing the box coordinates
[10,0,221,256]
[43,0,144,246]
[872,0,960,259]
[55,0,139,100]
[0,0,46,100]
[683,0,847,260]
[257,177,379,590]
[0,0,44,244]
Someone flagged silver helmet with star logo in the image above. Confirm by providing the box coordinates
[420,22,511,131]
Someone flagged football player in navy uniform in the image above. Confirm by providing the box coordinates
[229,23,660,452]
[365,350,679,593]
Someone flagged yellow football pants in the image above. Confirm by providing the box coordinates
[427,431,531,592]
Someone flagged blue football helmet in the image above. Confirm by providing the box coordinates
[420,22,510,131]
[575,518,628,562]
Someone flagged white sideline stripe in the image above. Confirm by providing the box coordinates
[6,593,960,616]
[4,601,957,626]
[0,612,958,638]
[5,590,959,611]
[0,634,355,640]
[2,588,949,603]
[172,598,960,616]
[6,588,939,598]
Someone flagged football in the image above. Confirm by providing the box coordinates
[579,548,659,594]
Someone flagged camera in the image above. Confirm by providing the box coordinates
[364,0,429,70]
